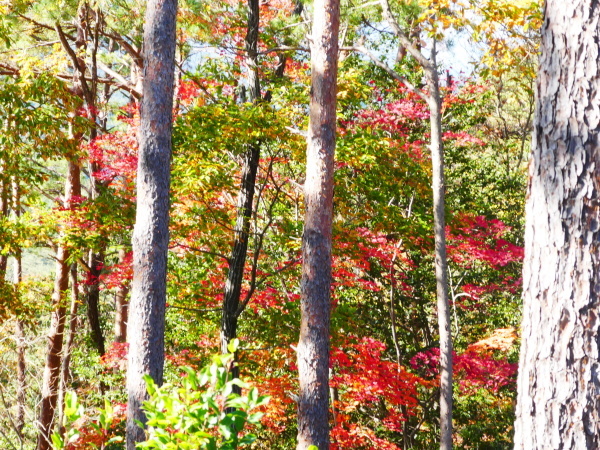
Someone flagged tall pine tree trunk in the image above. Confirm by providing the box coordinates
[296,0,340,448]
[125,0,177,447]
[514,1,600,447]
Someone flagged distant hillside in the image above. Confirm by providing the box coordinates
[5,248,55,280]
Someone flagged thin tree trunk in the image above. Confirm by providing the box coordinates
[78,3,106,359]
[37,9,91,444]
[220,147,259,356]
[12,179,25,438]
[389,246,402,366]
[0,175,8,276]
[114,248,129,343]
[427,40,453,450]
[85,248,106,356]
[220,0,262,361]
[296,0,340,448]
[514,1,600,448]
[37,161,81,450]
[358,3,454,443]
[125,0,177,447]
[350,2,454,445]
[57,263,79,438]
[15,318,25,437]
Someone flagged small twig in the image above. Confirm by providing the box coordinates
[97,62,141,99]
[0,385,20,448]
[167,305,221,314]
[18,14,71,37]
[0,426,19,450]
[175,62,219,104]
[0,40,60,54]
[378,0,434,72]
[345,45,428,102]
[169,243,229,262]
[258,45,309,55]
[99,30,142,68]
[285,126,307,137]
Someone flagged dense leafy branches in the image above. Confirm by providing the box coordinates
[0,0,534,448]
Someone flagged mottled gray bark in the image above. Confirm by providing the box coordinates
[356,2,453,447]
[296,0,340,448]
[427,41,453,450]
[375,4,454,444]
[514,1,600,448]
[125,0,177,448]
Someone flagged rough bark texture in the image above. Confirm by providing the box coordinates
[427,43,453,450]
[514,2,600,448]
[296,0,340,448]
[126,0,177,448]
[37,162,80,450]
[220,0,261,368]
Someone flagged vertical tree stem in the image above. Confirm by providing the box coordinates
[297,0,340,448]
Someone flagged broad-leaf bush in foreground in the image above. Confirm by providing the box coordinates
[53,341,268,449]
[139,339,270,450]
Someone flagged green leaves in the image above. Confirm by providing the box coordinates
[139,340,270,450]
[50,391,84,449]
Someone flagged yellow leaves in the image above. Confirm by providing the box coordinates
[0,0,9,15]
[468,327,517,353]
[469,0,541,80]
[416,0,469,34]
[337,67,371,104]
[10,42,70,81]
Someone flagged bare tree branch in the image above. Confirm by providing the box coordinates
[97,62,141,98]
[378,0,434,72]
[99,30,143,69]
[258,45,309,55]
[169,243,230,262]
[54,22,94,106]
[175,62,219,104]
[345,45,428,101]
